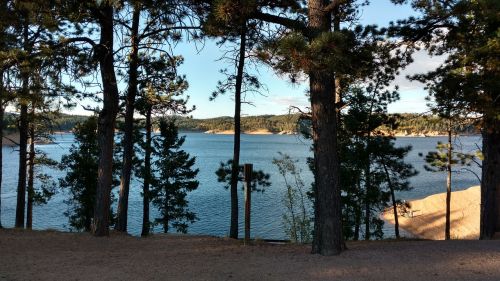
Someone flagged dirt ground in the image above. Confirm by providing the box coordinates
[1,229,500,281]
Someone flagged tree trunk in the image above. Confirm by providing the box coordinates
[0,73,4,229]
[382,162,399,239]
[445,126,452,240]
[229,24,247,239]
[364,133,371,240]
[92,4,120,237]
[163,195,169,234]
[26,123,35,229]
[353,204,361,240]
[141,106,152,237]
[333,7,342,126]
[480,117,500,239]
[115,6,141,233]
[15,19,30,228]
[309,0,343,256]
[353,177,361,240]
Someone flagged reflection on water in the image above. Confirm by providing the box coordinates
[0,133,482,239]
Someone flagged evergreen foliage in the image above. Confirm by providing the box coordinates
[339,87,418,240]
[215,160,271,193]
[59,117,119,231]
[59,117,100,231]
[149,119,199,233]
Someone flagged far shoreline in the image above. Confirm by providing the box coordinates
[2,131,482,146]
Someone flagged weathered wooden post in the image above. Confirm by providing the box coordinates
[244,163,253,244]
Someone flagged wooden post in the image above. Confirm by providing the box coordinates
[244,163,253,244]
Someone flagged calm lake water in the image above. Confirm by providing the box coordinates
[0,133,482,239]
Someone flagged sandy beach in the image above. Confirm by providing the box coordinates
[204,129,274,135]
[1,229,500,281]
[383,185,480,240]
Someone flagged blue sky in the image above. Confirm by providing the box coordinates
[70,0,442,119]
[173,0,440,119]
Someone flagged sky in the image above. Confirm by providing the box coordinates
[68,0,445,119]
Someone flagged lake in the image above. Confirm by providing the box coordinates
[0,133,482,239]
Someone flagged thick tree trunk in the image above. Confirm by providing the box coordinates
[26,124,35,229]
[309,0,343,256]
[445,127,452,240]
[229,24,247,239]
[92,5,120,237]
[480,117,500,239]
[115,6,141,233]
[141,107,152,237]
[310,71,342,255]
[0,73,4,229]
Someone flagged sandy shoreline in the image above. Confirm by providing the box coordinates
[203,129,290,135]
[383,185,480,240]
[1,229,500,280]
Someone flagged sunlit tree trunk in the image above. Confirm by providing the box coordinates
[309,0,343,256]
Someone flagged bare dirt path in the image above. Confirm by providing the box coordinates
[1,229,499,281]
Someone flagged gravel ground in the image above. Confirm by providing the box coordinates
[1,229,500,281]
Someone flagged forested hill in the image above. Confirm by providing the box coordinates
[3,113,88,134]
[3,113,480,136]
[175,114,301,133]
[175,113,479,136]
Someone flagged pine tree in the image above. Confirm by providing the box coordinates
[59,117,100,231]
[149,119,199,233]
[134,55,192,236]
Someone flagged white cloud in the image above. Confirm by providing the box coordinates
[392,49,447,91]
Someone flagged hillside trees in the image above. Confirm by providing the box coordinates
[392,0,500,238]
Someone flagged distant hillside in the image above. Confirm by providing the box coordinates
[381,113,479,136]
[2,112,480,136]
[3,112,89,133]
[175,114,300,134]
